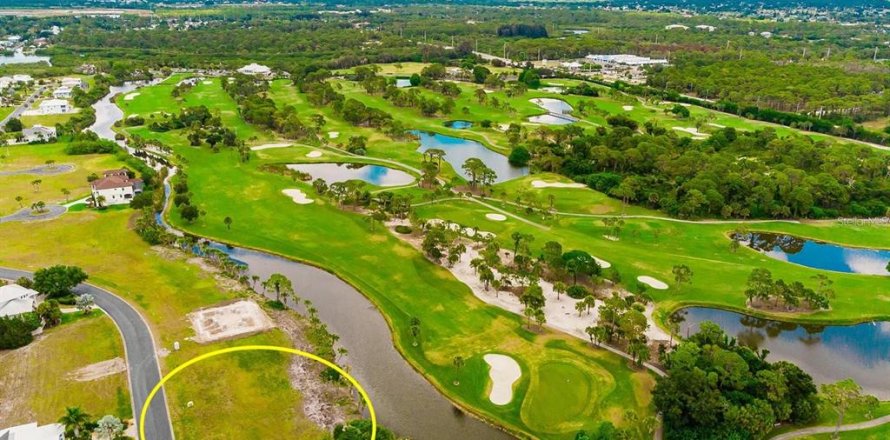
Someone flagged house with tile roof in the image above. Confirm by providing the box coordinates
[90,169,143,206]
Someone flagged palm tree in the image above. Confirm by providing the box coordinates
[15,195,23,207]
[59,406,91,438]
[224,216,232,230]
[262,273,294,303]
[553,281,567,301]
[31,179,42,192]
[61,188,70,202]
[452,356,465,385]
[409,317,421,346]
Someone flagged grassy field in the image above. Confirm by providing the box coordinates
[0,311,130,427]
[122,77,657,439]
[0,209,322,438]
[0,143,120,215]
[20,113,75,129]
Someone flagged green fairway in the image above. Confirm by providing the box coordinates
[121,75,657,439]
[521,360,600,434]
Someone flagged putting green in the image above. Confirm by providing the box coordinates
[521,360,602,434]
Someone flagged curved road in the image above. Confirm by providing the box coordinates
[0,267,174,440]
[771,415,890,440]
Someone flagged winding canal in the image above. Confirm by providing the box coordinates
[94,81,513,440]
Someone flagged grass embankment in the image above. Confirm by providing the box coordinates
[0,310,130,427]
[0,209,324,439]
[124,78,657,439]
[0,143,120,215]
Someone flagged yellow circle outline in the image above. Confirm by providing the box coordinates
[139,345,377,440]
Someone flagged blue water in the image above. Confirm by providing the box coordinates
[528,98,577,125]
[411,130,529,184]
[676,307,890,398]
[444,120,473,129]
[740,232,890,275]
[286,163,415,187]
[0,49,50,65]
[395,78,412,88]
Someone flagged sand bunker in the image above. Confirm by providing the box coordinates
[306,150,323,158]
[622,105,634,111]
[484,354,521,405]
[189,300,274,343]
[593,257,611,269]
[202,80,213,85]
[485,213,507,222]
[531,180,585,189]
[328,131,340,139]
[283,189,314,205]
[709,123,726,128]
[68,357,127,382]
[123,92,140,101]
[462,227,496,239]
[637,276,668,290]
[250,142,292,151]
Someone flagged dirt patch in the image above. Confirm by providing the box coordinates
[188,300,274,343]
[68,357,126,382]
[269,309,357,431]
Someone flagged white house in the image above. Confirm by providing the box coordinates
[0,422,64,440]
[12,74,33,83]
[21,125,56,143]
[38,99,71,115]
[60,77,86,89]
[0,284,38,318]
[91,169,144,206]
[52,86,72,99]
[237,63,272,77]
[0,76,12,90]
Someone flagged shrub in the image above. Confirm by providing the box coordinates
[394,225,413,234]
[65,140,117,155]
[32,265,88,299]
[508,146,531,167]
[566,285,590,299]
[0,316,35,349]
[266,300,285,310]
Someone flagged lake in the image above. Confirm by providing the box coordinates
[395,78,412,88]
[411,130,529,183]
[528,98,577,125]
[675,306,890,399]
[737,232,890,275]
[444,120,473,129]
[286,163,415,187]
[0,49,51,65]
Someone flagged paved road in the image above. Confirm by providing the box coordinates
[771,415,890,439]
[0,267,174,440]
[1,85,48,128]
[0,205,66,224]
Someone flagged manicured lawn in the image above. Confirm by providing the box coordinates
[124,78,657,439]
[20,112,75,128]
[0,311,130,427]
[0,143,122,215]
[521,360,599,434]
[0,210,316,438]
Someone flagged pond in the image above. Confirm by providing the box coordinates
[675,307,890,399]
[528,98,577,125]
[0,49,51,65]
[444,120,473,129]
[286,163,415,187]
[411,130,529,184]
[395,78,412,88]
[737,232,890,275]
[93,86,512,440]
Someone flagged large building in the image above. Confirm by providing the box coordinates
[38,99,71,115]
[584,54,669,66]
[0,284,38,318]
[90,169,144,206]
[237,63,272,77]
[21,125,57,143]
[0,422,64,440]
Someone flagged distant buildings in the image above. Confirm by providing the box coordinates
[38,99,71,115]
[60,77,86,89]
[91,169,144,205]
[0,283,38,318]
[237,63,272,78]
[585,54,669,66]
[584,54,669,84]
[52,86,72,99]
[695,25,717,32]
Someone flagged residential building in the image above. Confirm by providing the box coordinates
[53,86,72,99]
[237,63,272,77]
[0,422,64,440]
[90,169,144,206]
[38,99,71,115]
[0,284,38,318]
[21,125,57,143]
[11,74,32,83]
[60,77,86,89]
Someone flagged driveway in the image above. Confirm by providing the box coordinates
[0,267,174,440]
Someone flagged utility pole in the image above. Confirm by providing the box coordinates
[503,43,506,59]
[875,47,879,62]
[451,35,454,48]
[475,39,478,53]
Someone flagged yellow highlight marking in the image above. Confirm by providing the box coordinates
[139,345,377,440]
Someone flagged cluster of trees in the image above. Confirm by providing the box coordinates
[654,322,823,439]
[58,406,128,440]
[519,122,890,219]
[744,268,832,311]
[149,105,239,151]
[224,74,320,143]
[496,23,548,38]
[586,292,651,366]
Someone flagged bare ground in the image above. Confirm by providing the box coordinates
[67,357,127,382]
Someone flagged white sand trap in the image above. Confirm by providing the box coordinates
[202,80,213,85]
[306,150,323,158]
[593,257,611,269]
[283,189,314,205]
[328,131,340,139]
[637,276,669,290]
[484,354,521,405]
[123,92,140,101]
[672,126,710,139]
[622,105,634,111]
[485,213,507,222]
[462,227,496,239]
[709,123,726,128]
[531,179,585,189]
[68,357,127,382]
[189,300,274,343]
[250,142,292,151]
